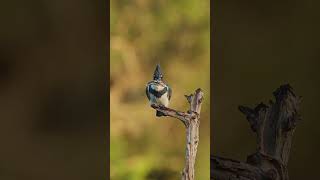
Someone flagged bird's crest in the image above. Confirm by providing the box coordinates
[153,64,163,80]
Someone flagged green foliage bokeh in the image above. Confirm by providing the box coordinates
[110,0,210,179]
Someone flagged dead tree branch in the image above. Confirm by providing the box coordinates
[211,84,302,180]
[151,88,204,180]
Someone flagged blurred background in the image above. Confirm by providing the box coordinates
[110,0,210,179]
[0,0,107,179]
[213,1,320,179]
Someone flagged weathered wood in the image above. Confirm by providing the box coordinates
[151,88,204,180]
[211,155,269,180]
[211,84,301,180]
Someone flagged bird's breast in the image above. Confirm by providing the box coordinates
[150,84,165,91]
[147,83,170,107]
[158,92,169,107]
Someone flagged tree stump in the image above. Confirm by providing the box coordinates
[151,88,204,180]
[211,84,302,180]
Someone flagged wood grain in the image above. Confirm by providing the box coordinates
[211,84,301,180]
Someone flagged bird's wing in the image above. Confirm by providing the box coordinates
[146,84,151,100]
[168,86,172,100]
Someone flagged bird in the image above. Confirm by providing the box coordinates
[146,64,172,117]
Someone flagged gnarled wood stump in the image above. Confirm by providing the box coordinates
[211,84,301,180]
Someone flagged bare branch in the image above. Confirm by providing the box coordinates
[151,104,190,125]
[211,155,269,180]
[151,89,204,180]
[185,94,193,104]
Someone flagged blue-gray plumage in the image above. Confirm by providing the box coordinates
[146,64,172,117]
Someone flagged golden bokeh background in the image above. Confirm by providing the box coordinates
[110,0,210,179]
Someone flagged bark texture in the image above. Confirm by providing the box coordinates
[211,84,301,180]
[151,88,204,180]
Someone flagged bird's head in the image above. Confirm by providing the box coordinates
[153,64,163,82]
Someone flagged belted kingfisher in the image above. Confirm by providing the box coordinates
[146,64,172,117]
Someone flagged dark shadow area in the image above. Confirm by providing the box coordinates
[0,0,107,179]
[212,1,320,179]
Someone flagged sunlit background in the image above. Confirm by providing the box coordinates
[110,0,210,179]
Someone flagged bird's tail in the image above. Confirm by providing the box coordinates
[156,110,165,117]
